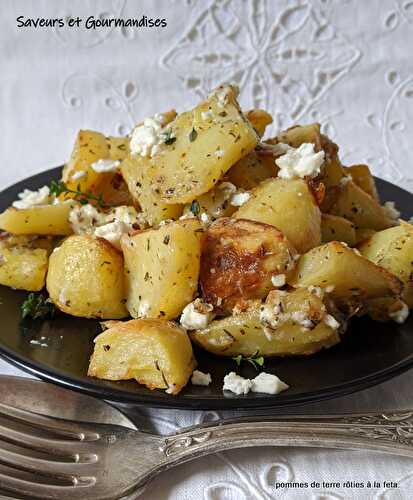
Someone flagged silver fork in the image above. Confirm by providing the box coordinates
[1,402,413,499]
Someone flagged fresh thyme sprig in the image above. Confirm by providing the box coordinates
[21,293,56,320]
[232,353,265,371]
[49,180,111,208]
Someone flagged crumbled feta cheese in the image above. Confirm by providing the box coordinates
[191,370,212,386]
[276,143,325,180]
[90,159,120,173]
[324,314,340,330]
[69,205,142,249]
[59,288,67,305]
[13,186,50,209]
[389,302,409,324]
[259,303,282,330]
[223,372,252,395]
[130,114,169,158]
[138,301,150,318]
[214,149,224,158]
[201,110,214,120]
[69,204,107,234]
[291,311,314,329]
[382,201,400,221]
[230,191,251,207]
[180,299,215,330]
[179,212,196,220]
[271,274,286,288]
[71,170,87,181]
[251,372,289,395]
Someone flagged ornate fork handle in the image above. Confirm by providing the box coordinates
[159,411,413,467]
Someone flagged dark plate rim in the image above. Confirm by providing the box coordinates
[0,167,412,410]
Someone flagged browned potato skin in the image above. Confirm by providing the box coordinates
[200,218,297,312]
[88,318,196,395]
[47,235,128,319]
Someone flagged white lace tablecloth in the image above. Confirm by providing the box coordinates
[1,0,413,498]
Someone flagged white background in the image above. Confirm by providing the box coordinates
[1,1,413,498]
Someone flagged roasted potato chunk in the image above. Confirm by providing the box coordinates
[0,202,77,236]
[183,182,237,220]
[128,85,258,204]
[0,235,50,291]
[358,221,413,307]
[226,151,276,191]
[190,289,341,357]
[321,214,356,246]
[88,319,196,395]
[47,235,127,319]
[121,220,202,320]
[200,218,297,312]
[290,241,402,307]
[346,164,379,201]
[120,155,183,225]
[234,178,321,253]
[245,109,273,137]
[329,180,393,230]
[107,136,130,161]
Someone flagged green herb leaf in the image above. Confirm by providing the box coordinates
[189,128,198,142]
[190,200,200,216]
[232,354,265,371]
[21,293,56,320]
[49,180,111,208]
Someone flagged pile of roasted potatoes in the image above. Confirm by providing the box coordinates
[0,85,411,395]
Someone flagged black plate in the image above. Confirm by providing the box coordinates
[0,168,413,410]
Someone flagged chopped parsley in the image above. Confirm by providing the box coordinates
[232,353,265,371]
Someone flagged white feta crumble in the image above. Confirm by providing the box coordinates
[130,113,169,158]
[251,372,289,395]
[180,299,215,330]
[69,204,107,234]
[308,285,323,297]
[214,149,224,158]
[382,201,400,221]
[200,212,211,224]
[12,186,50,209]
[59,288,67,305]
[223,372,252,395]
[191,370,212,386]
[71,170,87,181]
[389,302,409,324]
[90,159,120,173]
[271,274,286,288]
[29,339,48,348]
[94,220,128,250]
[276,143,325,180]
[208,84,239,108]
[201,109,214,120]
[230,191,251,207]
[324,314,340,330]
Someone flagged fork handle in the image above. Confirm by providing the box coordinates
[159,410,413,466]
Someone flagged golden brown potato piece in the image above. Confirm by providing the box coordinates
[200,218,297,312]
[0,234,51,291]
[190,288,341,357]
[120,155,183,225]
[245,109,273,137]
[321,214,356,246]
[88,319,196,395]
[0,202,77,236]
[107,136,130,161]
[234,178,321,253]
[127,85,258,205]
[47,235,128,319]
[226,151,276,191]
[290,241,402,308]
[121,220,202,320]
[358,221,413,307]
[329,180,393,230]
[98,172,134,207]
[346,164,379,201]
